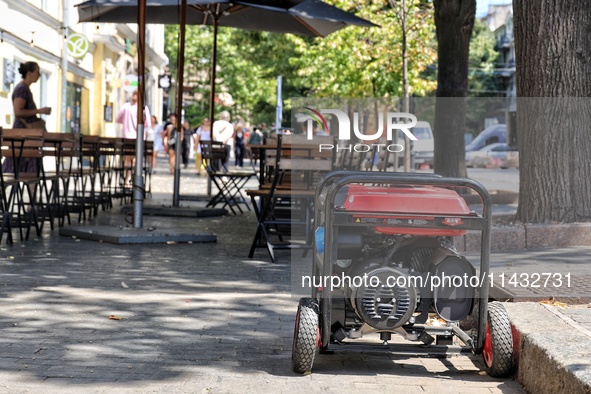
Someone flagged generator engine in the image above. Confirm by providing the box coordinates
[324,184,478,334]
[340,236,476,331]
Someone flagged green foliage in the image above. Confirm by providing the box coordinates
[291,0,437,98]
[468,19,503,96]
[164,1,477,125]
[165,24,278,123]
[464,19,506,134]
[182,105,209,128]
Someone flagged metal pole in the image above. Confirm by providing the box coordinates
[172,0,187,207]
[208,15,218,127]
[61,0,70,133]
[206,15,219,198]
[276,75,282,132]
[133,0,147,228]
[401,0,413,172]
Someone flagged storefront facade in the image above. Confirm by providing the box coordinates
[0,0,167,136]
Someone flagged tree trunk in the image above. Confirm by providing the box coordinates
[433,0,475,177]
[514,0,591,223]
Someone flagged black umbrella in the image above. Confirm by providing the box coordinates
[79,0,375,120]
[78,0,375,36]
[77,0,376,216]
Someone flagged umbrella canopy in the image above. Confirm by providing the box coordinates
[77,0,376,209]
[79,0,376,127]
[78,0,375,126]
[78,0,375,37]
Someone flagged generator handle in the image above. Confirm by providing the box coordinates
[315,171,492,352]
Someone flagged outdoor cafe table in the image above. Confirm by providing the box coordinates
[248,141,330,189]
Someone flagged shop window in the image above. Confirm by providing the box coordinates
[3,59,15,92]
[66,83,83,134]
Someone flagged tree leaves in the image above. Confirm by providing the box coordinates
[163,0,440,124]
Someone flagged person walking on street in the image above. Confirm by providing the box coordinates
[150,115,165,173]
[193,118,211,176]
[163,113,178,175]
[246,126,263,166]
[234,122,246,168]
[116,90,151,185]
[117,90,151,139]
[212,111,234,167]
[181,119,194,169]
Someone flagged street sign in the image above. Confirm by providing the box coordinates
[104,103,113,122]
[123,75,138,92]
[158,74,171,89]
[67,33,90,59]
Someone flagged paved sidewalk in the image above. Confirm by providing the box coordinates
[0,165,527,393]
[0,162,589,393]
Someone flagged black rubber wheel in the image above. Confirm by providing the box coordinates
[291,298,320,374]
[482,301,514,377]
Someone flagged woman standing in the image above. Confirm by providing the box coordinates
[13,62,51,128]
[163,113,178,175]
[234,122,246,168]
[149,115,165,173]
[5,61,51,174]
[193,118,211,176]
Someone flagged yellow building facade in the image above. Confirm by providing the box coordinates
[0,0,167,136]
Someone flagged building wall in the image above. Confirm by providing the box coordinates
[0,0,168,136]
[481,3,516,99]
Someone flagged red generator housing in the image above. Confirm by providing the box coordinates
[291,172,514,380]
[342,185,472,236]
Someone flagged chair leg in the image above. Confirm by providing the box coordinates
[248,195,263,258]
[247,194,279,263]
[210,174,254,215]
[27,182,42,238]
[226,177,252,212]
[13,182,30,241]
[0,187,14,245]
[207,175,240,214]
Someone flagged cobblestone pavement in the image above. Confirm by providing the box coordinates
[0,158,528,393]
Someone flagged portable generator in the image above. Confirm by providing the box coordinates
[291,171,514,378]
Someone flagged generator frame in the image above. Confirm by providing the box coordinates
[312,171,492,357]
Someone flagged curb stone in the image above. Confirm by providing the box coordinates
[504,302,591,394]
[456,223,591,252]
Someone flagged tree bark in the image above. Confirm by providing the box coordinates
[433,0,475,177]
[514,0,591,223]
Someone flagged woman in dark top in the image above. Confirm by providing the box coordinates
[13,62,51,128]
[4,61,52,174]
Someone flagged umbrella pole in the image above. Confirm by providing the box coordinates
[173,0,188,207]
[205,17,219,198]
[133,0,147,228]
[208,18,218,126]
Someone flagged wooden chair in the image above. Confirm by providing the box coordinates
[0,128,45,241]
[246,134,334,263]
[42,132,79,227]
[200,140,257,214]
[97,137,119,212]
[111,138,135,204]
[0,127,15,243]
[335,146,371,171]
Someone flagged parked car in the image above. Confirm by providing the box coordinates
[464,132,474,146]
[465,142,519,169]
[466,124,507,152]
[397,121,434,169]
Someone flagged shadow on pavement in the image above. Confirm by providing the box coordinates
[0,208,525,392]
